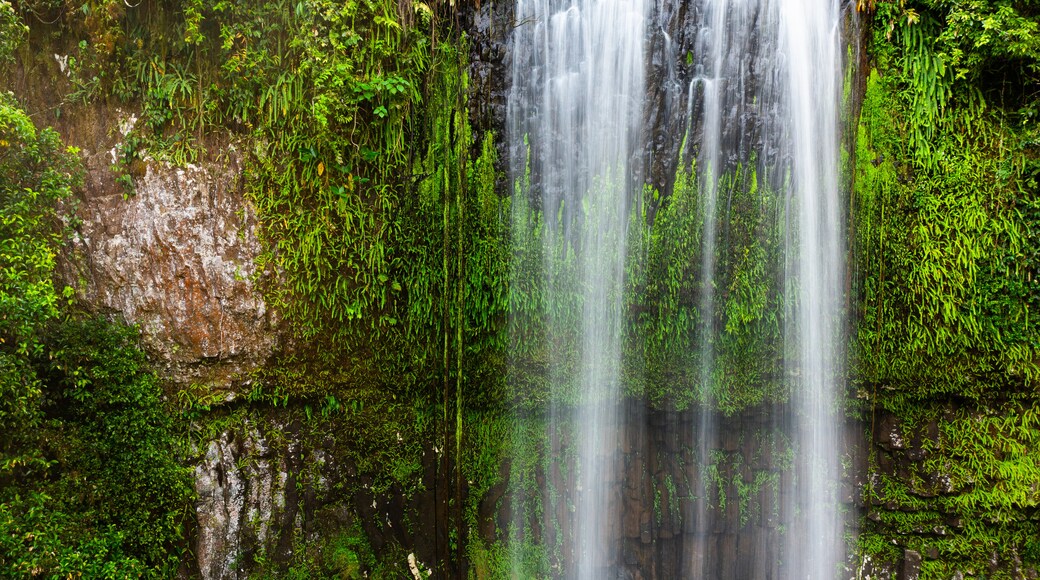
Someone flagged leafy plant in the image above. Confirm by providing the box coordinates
[1,86,192,577]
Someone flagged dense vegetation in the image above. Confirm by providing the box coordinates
[1,0,1038,575]
[855,0,1040,574]
[856,0,1039,399]
[7,0,506,574]
[632,159,787,413]
[0,6,192,574]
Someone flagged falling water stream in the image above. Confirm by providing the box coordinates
[507,0,845,575]
[507,0,647,576]
[779,0,846,575]
[686,0,845,575]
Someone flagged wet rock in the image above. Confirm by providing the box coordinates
[463,0,512,145]
[859,553,897,579]
[901,549,922,580]
[61,157,280,392]
[194,424,290,579]
[623,489,643,539]
[877,414,905,451]
[906,446,927,462]
[9,55,280,394]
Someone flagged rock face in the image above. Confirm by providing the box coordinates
[464,0,512,145]
[901,549,922,580]
[194,424,290,580]
[62,154,279,391]
[863,405,1040,580]
[478,402,869,580]
[6,49,281,392]
[187,412,448,580]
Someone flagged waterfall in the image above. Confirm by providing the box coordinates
[686,0,845,575]
[687,0,751,570]
[507,0,647,576]
[779,0,846,575]
[686,0,848,577]
[506,0,845,574]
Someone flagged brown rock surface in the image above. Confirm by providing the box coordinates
[8,50,281,392]
[60,147,280,392]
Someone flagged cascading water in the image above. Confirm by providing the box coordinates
[506,0,845,574]
[778,0,846,575]
[686,0,748,571]
[506,0,646,576]
[685,0,846,575]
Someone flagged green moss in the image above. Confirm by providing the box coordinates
[632,157,786,413]
[251,519,412,580]
[855,7,1040,570]
[861,401,1040,576]
[853,26,1038,402]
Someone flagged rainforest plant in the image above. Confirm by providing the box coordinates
[1,40,192,574]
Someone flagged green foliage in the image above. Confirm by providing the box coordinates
[249,519,380,577]
[857,2,1040,574]
[467,538,513,580]
[854,31,1038,400]
[0,492,152,578]
[875,0,1040,91]
[0,1,27,65]
[461,412,513,579]
[709,165,786,412]
[0,90,79,476]
[505,143,560,406]
[498,413,574,576]
[243,0,432,346]
[507,137,787,413]
[331,387,434,496]
[0,317,194,577]
[0,92,79,357]
[44,318,195,566]
[861,403,1040,577]
[632,155,786,413]
[634,161,702,408]
[0,89,192,576]
[248,518,418,580]
[408,48,509,407]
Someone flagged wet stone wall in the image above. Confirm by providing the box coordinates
[480,399,869,580]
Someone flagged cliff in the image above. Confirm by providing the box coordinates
[0,0,1036,578]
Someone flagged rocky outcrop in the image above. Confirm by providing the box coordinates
[6,47,280,393]
[861,405,1040,580]
[61,151,280,392]
[464,0,512,148]
[194,423,292,579]
[187,411,448,579]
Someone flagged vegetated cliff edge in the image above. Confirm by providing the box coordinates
[1,0,1038,578]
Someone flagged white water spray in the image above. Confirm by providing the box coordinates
[686,0,846,575]
[507,0,647,576]
[507,0,846,574]
[780,0,846,575]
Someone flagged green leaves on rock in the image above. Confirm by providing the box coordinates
[0,90,192,577]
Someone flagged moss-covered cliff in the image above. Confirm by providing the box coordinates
[853,0,1040,575]
[0,0,1037,577]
